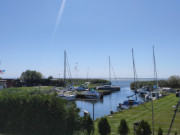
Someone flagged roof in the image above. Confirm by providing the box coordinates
[0,80,7,82]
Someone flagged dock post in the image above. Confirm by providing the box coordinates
[93,97,95,134]
[93,98,94,121]
[151,99,154,135]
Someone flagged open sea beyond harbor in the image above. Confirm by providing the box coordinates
[75,78,155,119]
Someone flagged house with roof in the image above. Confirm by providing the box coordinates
[0,80,7,90]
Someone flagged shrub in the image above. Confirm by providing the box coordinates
[82,114,94,135]
[0,90,81,135]
[136,120,152,135]
[98,117,111,135]
[158,127,163,135]
[118,119,129,135]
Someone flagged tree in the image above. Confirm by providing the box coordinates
[20,70,43,86]
[82,114,94,135]
[20,70,43,81]
[168,75,180,88]
[158,127,163,135]
[136,120,152,135]
[118,119,129,135]
[48,76,53,80]
[98,117,111,135]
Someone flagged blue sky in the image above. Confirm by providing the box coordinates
[0,0,180,79]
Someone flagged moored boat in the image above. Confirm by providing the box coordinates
[97,85,120,91]
[97,56,121,91]
[56,89,76,101]
[61,94,76,101]
[138,87,150,96]
[117,99,143,110]
[146,88,162,101]
[81,90,102,99]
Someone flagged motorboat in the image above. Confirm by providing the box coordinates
[75,86,86,91]
[97,85,120,91]
[117,99,143,110]
[57,94,76,101]
[81,90,102,99]
[57,90,76,101]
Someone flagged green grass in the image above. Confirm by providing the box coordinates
[5,86,53,90]
[0,86,54,96]
[94,94,180,135]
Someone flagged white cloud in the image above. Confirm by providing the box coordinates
[51,0,66,42]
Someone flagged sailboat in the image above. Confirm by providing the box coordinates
[57,51,76,101]
[117,49,143,110]
[146,46,162,100]
[97,56,120,91]
[132,48,139,94]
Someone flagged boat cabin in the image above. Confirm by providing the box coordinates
[122,100,142,106]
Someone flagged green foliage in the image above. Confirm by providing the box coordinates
[48,76,53,79]
[20,70,43,81]
[90,79,110,84]
[135,120,152,135]
[158,127,163,135]
[50,79,108,87]
[118,119,129,135]
[130,75,180,90]
[20,70,43,86]
[98,117,111,135]
[88,84,95,89]
[174,131,178,135]
[82,114,94,135]
[130,81,154,90]
[0,89,81,135]
[168,75,180,88]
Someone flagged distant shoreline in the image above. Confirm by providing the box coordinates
[1,77,168,80]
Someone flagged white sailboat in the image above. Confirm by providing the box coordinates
[97,56,120,91]
[147,46,162,100]
[57,51,76,101]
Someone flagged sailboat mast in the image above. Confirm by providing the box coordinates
[64,50,66,88]
[152,46,156,135]
[153,46,157,86]
[87,67,89,82]
[109,56,111,84]
[132,49,136,89]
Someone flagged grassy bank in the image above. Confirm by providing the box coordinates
[94,94,180,135]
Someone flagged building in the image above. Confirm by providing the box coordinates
[0,80,7,89]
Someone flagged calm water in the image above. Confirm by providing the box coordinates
[75,79,148,119]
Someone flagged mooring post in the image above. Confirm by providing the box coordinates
[93,96,95,134]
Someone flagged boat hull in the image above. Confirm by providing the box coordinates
[97,86,120,91]
[58,95,76,101]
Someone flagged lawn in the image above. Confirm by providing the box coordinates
[94,94,180,135]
